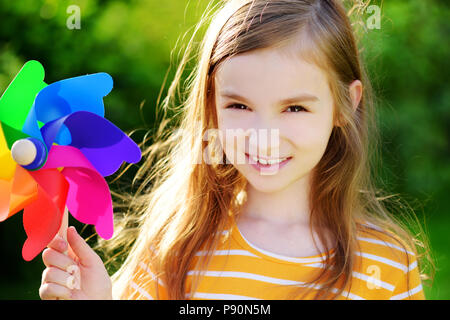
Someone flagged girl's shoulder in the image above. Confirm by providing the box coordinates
[354,221,418,273]
[353,221,425,299]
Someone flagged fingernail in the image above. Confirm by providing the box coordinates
[55,235,67,249]
[66,275,75,290]
[66,265,81,290]
[67,264,79,275]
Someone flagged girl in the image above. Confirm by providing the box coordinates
[39,0,433,300]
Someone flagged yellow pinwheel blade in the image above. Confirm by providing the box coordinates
[0,122,16,181]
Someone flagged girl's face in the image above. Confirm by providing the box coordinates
[214,45,336,193]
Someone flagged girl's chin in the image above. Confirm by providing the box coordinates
[244,178,293,194]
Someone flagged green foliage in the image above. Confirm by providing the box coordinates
[0,0,448,299]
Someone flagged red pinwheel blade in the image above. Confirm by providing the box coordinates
[22,169,69,261]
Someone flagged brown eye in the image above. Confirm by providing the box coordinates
[285,105,308,112]
[226,104,249,110]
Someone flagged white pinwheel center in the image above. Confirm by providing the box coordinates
[11,139,37,166]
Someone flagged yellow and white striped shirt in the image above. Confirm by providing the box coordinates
[124,216,425,300]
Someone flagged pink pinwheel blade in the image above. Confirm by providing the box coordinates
[63,167,113,239]
[41,145,114,239]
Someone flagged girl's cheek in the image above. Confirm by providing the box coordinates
[287,114,333,142]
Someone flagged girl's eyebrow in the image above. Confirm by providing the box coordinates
[219,90,319,105]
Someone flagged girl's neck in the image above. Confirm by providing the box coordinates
[240,172,312,227]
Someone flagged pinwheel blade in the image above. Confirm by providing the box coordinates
[9,166,39,218]
[0,179,12,221]
[22,72,113,144]
[1,121,30,151]
[41,111,141,177]
[42,145,114,239]
[0,165,39,222]
[0,122,16,180]
[22,168,69,261]
[63,167,114,239]
[1,119,39,221]
[0,60,46,133]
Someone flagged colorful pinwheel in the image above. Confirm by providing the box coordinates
[0,60,141,261]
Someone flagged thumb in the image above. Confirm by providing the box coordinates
[67,226,99,267]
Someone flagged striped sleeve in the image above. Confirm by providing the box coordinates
[122,256,168,300]
[389,251,425,300]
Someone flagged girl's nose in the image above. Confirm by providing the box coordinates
[245,127,280,158]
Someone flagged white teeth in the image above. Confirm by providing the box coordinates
[259,158,269,165]
[251,155,288,165]
[267,158,285,165]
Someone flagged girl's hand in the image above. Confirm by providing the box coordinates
[39,226,112,300]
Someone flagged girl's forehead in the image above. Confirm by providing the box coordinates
[214,46,329,98]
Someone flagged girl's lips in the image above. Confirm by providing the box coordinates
[244,153,292,174]
[245,153,291,161]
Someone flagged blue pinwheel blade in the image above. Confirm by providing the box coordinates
[22,72,113,143]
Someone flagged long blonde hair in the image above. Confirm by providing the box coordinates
[97,0,434,300]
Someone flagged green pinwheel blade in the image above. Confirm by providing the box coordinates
[0,60,47,132]
[0,121,30,149]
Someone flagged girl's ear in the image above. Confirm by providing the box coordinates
[349,79,363,113]
[335,80,363,127]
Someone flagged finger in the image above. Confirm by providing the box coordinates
[42,247,77,272]
[47,234,68,254]
[41,267,77,289]
[39,282,72,300]
[67,226,100,267]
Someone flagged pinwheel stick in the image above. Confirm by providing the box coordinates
[58,207,69,243]
[58,207,81,291]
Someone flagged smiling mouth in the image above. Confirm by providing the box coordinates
[244,153,293,165]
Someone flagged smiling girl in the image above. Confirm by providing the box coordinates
[39,0,433,300]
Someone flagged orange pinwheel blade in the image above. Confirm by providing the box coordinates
[0,178,13,221]
[0,165,39,222]
[10,166,39,215]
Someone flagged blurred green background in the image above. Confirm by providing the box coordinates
[0,0,448,299]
